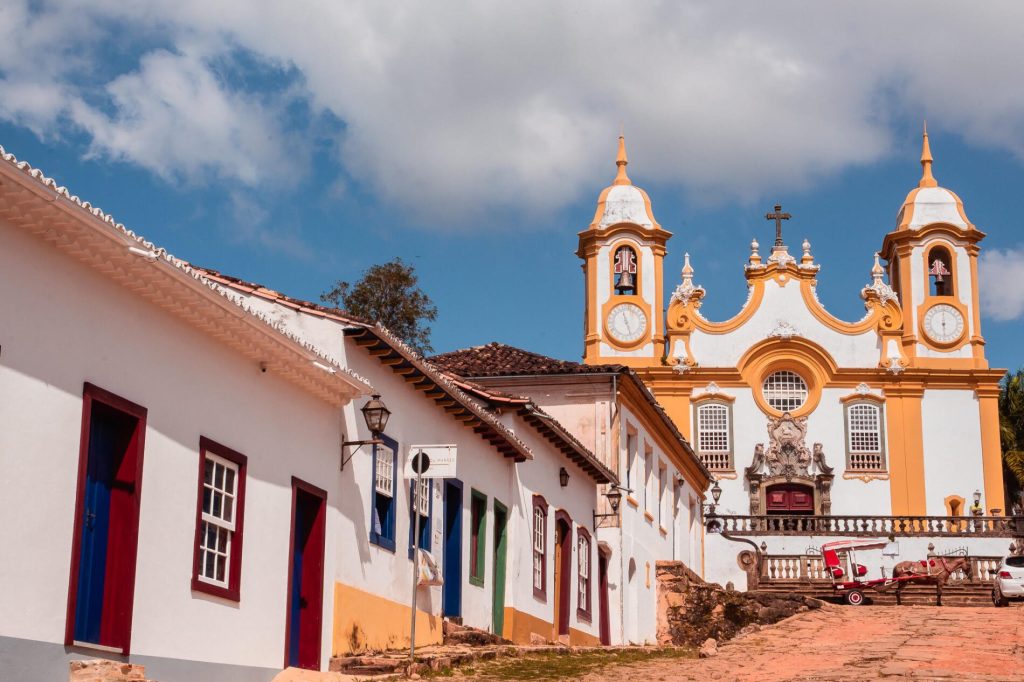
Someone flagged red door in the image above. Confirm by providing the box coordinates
[765,484,814,515]
[285,478,326,670]
[553,512,572,638]
[598,550,611,645]
[66,384,147,654]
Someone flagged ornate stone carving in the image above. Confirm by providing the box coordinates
[744,413,834,515]
[861,252,898,306]
[767,320,800,340]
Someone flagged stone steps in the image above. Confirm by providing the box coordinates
[754,581,1001,606]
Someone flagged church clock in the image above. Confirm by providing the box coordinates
[607,303,648,344]
[922,303,965,345]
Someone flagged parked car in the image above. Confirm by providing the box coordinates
[991,555,1024,606]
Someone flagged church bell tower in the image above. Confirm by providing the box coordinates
[577,136,671,365]
[881,126,987,368]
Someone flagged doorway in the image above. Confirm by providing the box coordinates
[598,550,611,645]
[765,483,815,515]
[66,384,147,653]
[553,512,572,639]
[491,500,508,636]
[285,479,326,670]
[442,480,463,619]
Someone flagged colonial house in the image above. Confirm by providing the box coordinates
[0,146,370,681]
[572,132,1014,589]
[198,271,618,648]
[0,143,616,682]
[430,343,712,645]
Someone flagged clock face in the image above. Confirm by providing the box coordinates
[923,303,965,344]
[607,303,647,343]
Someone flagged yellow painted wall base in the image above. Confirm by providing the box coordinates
[502,607,601,647]
[332,582,443,656]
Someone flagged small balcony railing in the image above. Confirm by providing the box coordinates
[713,514,1024,537]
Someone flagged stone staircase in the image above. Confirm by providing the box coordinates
[754,580,1002,606]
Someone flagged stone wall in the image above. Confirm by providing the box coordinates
[656,561,827,646]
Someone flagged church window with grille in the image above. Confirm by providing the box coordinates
[845,402,886,471]
[695,402,732,470]
[762,371,808,412]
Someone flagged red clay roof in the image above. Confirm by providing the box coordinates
[430,342,625,377]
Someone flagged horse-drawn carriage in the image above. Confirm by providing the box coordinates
[822,539,970,605]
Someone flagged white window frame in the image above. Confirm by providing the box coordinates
[577,535,590,609]
[198,452,239,588]
[763,370,809,412]
[375,447,395,498]
[694,401,733,470]
[845,401,887,471]
[532,506,545,591]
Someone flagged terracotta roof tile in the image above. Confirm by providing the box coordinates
[430,342,624,377]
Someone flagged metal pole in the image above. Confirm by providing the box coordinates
[409,469,422,662]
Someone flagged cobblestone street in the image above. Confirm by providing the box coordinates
[594,606,1024,681]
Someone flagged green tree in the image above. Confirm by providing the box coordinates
[1000,369,1024,510]
[321,258,438,356]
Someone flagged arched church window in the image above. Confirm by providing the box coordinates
[695,402,732,471]
[762,371,808,412]
[927,246,954,297]
[845,402,886,471]
[613,246,638,295]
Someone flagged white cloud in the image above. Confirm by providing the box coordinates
[2,1,1024,224]
[980,246,1024,321]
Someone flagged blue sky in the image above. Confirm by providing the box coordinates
[2,2,1022,371]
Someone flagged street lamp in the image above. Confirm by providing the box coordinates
[704,479,722,515]
[593,485,627,529]
[340,394,391,470]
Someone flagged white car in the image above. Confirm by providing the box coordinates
[992,555,1024,606]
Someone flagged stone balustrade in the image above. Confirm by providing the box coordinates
[759,553,1002,584]
[712,514,1024,537]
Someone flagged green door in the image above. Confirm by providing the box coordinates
[492,500,508,636]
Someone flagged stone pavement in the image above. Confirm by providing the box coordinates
[579,605,1024,681]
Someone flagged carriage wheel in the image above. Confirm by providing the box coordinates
[845,589,865,606]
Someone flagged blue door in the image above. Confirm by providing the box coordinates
[442,480,463,618]
[73,399,140,649]
[74,414,117,643]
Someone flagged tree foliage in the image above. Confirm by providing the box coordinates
[321,257,438,356]
[1000,369,1024,508]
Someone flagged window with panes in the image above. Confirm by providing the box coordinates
[192,438,247,601]
[408,476,432,559]
[695,401,733,470]
[577,530,592,618]
[370,436,398,551]
[532,497,547,599]
[845,402,886,471]
[762,371,808,412]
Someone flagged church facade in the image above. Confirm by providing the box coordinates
[579,132,1010,586]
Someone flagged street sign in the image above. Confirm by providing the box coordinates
[403,444,457,479]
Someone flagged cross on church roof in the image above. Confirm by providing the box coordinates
[765,204,791,247]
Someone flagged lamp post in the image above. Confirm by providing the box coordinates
[340,394,391,469]
[593,485,626,529]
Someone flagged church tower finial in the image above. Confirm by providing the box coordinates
[919,121,937,188]
[613,135,632,186]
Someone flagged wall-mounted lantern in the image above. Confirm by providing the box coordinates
[340,394,391,470]
[559,467,570,488]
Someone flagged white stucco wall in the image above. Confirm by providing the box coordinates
[921,389,986,515]
[686,278,880,368]
[221,292,604,643]
[0,221,342,677]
